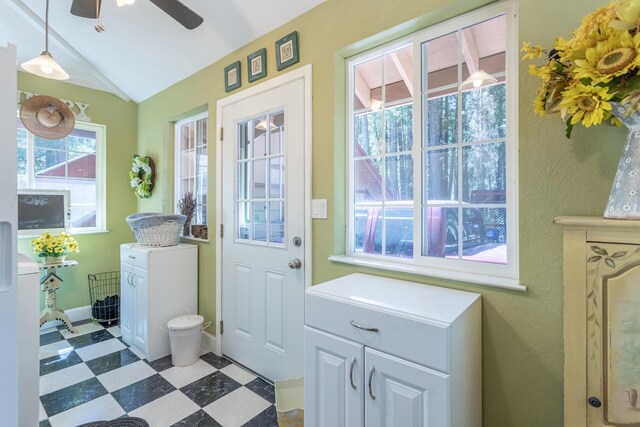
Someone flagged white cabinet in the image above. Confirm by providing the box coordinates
[120,243,197,362]
[304,273,481,427]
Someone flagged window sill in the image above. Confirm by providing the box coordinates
[328,255,526,292]
[18,229,110,239]
[180,236,210,244]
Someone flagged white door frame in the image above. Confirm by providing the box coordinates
[214,64,313,356]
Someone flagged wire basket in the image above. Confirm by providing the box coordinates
[88,271,120,325]
[126,213,186,247]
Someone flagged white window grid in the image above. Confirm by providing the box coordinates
[234,109,286,247]
[346,1,519,287]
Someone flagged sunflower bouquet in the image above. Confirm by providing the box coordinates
[523,0,640,137]
[30,231,79,260]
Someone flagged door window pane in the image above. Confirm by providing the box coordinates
[253,115,268,157]
[253,159,266,199]
[270,112,284,155]
[269,201,285,244]
[253,201,267,242]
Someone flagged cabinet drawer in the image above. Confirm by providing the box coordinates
[120,244,148,269]
[306,293,450,373]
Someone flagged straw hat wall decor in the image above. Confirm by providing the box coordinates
[19,95,75,140]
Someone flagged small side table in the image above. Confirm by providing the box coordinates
[39,260,79,334]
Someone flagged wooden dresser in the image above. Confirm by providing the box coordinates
[556,217,640,426]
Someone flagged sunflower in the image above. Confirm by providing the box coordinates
[574,31,640,83]
[575,1,617,41]
[559,83,614,127]
[610,0,640,30]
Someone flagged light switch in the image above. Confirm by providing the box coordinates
[312,199,327,219]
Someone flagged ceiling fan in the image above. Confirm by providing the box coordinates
[70,0,204,30]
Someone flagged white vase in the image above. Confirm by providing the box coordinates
[44,255,66,265]
[605,103,640,219]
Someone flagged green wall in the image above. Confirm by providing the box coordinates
[17,72,138,311]
[135,0,622,425]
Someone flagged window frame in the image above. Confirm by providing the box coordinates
[342,1,520,290]
[17,120,107,234]
[174,111,209,230]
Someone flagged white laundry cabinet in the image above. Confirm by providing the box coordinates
[120,243,197,361]
[304,273,481,427]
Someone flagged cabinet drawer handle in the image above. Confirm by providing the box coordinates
[128,255,136,259]
[368,366,376,400]
[349,358,357,390]
[350,320,379,332]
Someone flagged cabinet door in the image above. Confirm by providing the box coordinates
[365,347,450,427]
[119,262,134,344]
[304,326,364,427]
[132,266,148,354]
[585,242,640,426]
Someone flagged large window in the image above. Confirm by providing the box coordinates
[346,3,518,288]
[174,112,208,229]
[17,119,106,231]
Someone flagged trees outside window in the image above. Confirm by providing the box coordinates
[347,3,518,287]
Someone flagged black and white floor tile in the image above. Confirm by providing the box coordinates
[38,319,278,427]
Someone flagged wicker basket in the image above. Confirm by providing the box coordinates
[126,213,186,247]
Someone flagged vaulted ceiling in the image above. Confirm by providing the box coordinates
[0,0,325,102]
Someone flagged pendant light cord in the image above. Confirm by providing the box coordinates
[44,0,49,52]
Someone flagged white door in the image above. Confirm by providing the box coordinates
[365,348,450,427]
[304,327,365,427]
[221,77,305,381]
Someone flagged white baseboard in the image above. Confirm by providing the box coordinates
[40,305,92,329]
[200,331,219,355]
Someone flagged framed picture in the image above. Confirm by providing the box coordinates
[275,31,299,71]
[247,48,267,83]
[224,61,241,93]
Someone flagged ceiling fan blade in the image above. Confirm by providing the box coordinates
[148,0,203,30]
[70,0,102,19]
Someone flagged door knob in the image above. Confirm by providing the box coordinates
[288,258,302,269]
[588,396,602,408]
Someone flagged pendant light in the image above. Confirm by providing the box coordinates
[21,0,69,81]
[460,70,497,90]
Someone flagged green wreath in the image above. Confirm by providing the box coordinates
[129,155,154,199]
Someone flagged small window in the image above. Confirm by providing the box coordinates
[174,112,208,227]
[17,119,106,232]
[346,3,518,287]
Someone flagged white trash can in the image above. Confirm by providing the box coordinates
[167,314,208,367]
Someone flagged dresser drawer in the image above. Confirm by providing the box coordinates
[120,244,148,270]
[305,292,451,373]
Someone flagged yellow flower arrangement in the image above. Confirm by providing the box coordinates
[523,0,640,137]
[30,231,79,259]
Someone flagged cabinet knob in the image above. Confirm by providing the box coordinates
[588,397,602,408]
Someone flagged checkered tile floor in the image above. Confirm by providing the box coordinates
[39,319,278,427]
